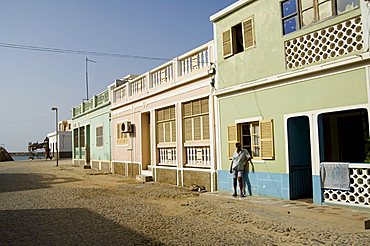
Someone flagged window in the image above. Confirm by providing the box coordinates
[157,106,176,165]
[318,109,369,163]
[222,17,255,58]
[116,123,128,145]
[157,106,176,144]
[281,0,359,35]
[227,120,274,160]
[80,127,85,148]
[73,128,78,148]
[96,126,103,147]
[183,98,210,142]
[183,98,211,166]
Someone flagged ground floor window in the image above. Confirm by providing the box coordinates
[227,119,274,160]
[318,108,369,163]
[96,126,103,147]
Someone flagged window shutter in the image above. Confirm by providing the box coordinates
[201,98,209,113]
[260,119,274,159]
[184,102,192,117]
[165,122,171,142]
[194,116,201,141]
[227,125,240,160]
[171,120,176,142]
[158,122,164,143]
[202,115,210,140]
[184,118,192,141]
[243,18,255,50]
[222,29,233,58]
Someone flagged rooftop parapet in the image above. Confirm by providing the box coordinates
[72,89,110,118]
[111,41,214,107]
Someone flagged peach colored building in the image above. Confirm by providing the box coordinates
[109,41,217,191]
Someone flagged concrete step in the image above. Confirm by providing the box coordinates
[136,175,153,182]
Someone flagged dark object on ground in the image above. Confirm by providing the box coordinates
[0,147,14,162]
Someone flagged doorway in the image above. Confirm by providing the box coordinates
[287,116,313,200]
[85,125,90,164]
[141,112,151,170]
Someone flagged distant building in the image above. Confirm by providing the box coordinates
[47,120,72,159]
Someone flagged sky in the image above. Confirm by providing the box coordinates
[0,0,236,152]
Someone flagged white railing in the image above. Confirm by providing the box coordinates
[186,146,210,166]
[180,48,209,77]
[151,64,174,88]
[323,163,370,207]
[130,76,146,96]
[158,147,176,165]
[113,86,126,103]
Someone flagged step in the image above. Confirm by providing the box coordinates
[136,175,153,182]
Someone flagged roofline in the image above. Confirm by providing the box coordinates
[210,0,256,22]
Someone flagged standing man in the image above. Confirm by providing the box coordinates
[230,142,252,197]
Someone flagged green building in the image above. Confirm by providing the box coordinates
[72,89,111,172]
[211,0,370,207]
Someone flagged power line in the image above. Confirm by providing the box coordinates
[0,42,172,62]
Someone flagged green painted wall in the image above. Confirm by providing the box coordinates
[214,0,361,89]
[72,103,111,162]
[218,68,368,173]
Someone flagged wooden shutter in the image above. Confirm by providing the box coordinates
[171,120,176,142]
[202,115,210,140]
[194,116,201,141]
[260,119,274,159]
[157,122,164,143]
[222,29,233,58]
[184,118,192,141]
[183,102,192,117]
[243,18,255,50]
[227,125,240,160]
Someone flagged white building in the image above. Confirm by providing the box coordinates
[47,120,72,158]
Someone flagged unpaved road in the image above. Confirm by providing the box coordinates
[1,160,370,245]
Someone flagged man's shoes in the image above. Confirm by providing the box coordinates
[240,194,246,198]
[232,193,237,197]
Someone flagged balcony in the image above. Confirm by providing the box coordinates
[110,41,213,108]
[72,89,110,118]
[284,16,363,69]
[186,146,211,167]
[322,163,370,208]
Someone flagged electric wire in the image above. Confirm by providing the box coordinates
[0,42,172,62]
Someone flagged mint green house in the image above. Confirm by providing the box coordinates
[72,89,111,172]
[211,0,370,207]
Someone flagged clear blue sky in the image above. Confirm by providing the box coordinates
[0,0,236,152]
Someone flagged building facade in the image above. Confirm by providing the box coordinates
[211,0,370,207]
[47,120,72,159]
[72,89,111,172]
[109,42,217,191]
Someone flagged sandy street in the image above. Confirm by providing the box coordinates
[0,159,370,245]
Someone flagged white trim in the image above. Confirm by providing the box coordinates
[112,160,141,164]
[215,53,370,99]
[215,96,222,171]
[284,104,370,176]
[235,116,262,124]
[111,81,211,116]
[210,0,256,22]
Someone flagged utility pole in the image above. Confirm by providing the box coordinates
[85,58,97,100]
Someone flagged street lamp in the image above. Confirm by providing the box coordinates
[51,107,58,167]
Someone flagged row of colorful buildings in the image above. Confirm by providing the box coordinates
[72,0,370,208]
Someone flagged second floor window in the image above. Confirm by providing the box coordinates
[222,17,255,58]
[281,0,360,35]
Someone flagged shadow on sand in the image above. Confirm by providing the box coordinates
[0,173,82,193]
[0,208,161,245]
